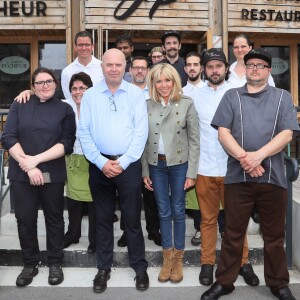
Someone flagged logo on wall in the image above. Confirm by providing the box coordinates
[0,56,30,75]
[114,0,176,20]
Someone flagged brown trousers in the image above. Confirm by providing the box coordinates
[196,175,249,265]
[216,183,289,290]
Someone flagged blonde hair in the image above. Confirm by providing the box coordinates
[147,63,182,102]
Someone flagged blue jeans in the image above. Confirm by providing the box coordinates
[149,160,187,250]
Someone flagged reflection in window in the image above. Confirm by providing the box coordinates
[0,44,30,108]
[39,42,67,99]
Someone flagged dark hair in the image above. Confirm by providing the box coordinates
[74,31,93,45]
[233,34,252,47]
[185,51,202,66]
[69,72,93,92]
[115,34,133,47]
[131,56,149,68]
[31,67,58,86]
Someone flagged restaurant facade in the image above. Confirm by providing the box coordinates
[0,0,299,107]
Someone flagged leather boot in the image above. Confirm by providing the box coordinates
[170,248,184,283]
[158,248,173,282]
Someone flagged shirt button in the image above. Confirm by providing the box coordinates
[177,131,180,134]
[177,121,180,124]
[179,160,182,163]
[176,112,179,115]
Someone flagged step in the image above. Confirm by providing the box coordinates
[0,231,265,267]
[0,210,260,237]
[1,265,300,289]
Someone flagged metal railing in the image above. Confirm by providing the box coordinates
[284,154,299,269]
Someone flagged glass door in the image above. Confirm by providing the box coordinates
[0,44,31,108]
[261,46,290,92]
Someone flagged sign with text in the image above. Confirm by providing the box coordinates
[0,56,30,75]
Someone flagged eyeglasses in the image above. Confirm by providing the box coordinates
[245,63,270,70]
[109,95,117,112]
[152,55,163,59]
[34,79,55,87]
[131,66,148,71]
[76,43,92,48]
[71,86,87,93]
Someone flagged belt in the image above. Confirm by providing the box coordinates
[158,154,166,161]
[101,153,123,161]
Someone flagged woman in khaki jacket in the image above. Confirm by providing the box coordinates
[142,63,200,283]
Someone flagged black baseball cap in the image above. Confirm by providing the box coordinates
[202,48,227,65]
[244,48,272,67]
[161,31,181,44]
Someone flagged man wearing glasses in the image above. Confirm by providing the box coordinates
[61,31,104,99]
[201,48,298,300]
[130,57,161,247]
[117,57,162,248]
[78,48,149,294]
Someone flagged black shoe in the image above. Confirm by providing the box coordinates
[48,264,64,285]
[117,233,127,247]
[16,266,39,287]
[251,207,260,224]
[239,263,259,286]
[87,245,96,254]
[148,233,162,246]
[271,287,296,300]
[93,270,111,293]
[135,271,149,291]
[199,264,214,286]
[63,239,79,249]
[201,281,234,300]
[114,213,119,223]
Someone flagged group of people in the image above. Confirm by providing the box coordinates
[1,30,298,300]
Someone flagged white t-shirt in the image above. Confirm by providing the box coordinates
[182,80,206,95]
[192,81,231,176]
[61,56,104,99]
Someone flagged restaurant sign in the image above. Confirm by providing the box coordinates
[0,1,47,16]
[241,0,300,21]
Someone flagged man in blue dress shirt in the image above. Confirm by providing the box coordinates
[78,48,149,293]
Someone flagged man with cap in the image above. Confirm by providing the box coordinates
[201,48,298,300]
[159,30,188,86]
[192,48,258,289]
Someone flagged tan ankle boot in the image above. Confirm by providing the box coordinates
[158,248,173,282]
[170,248,184,283]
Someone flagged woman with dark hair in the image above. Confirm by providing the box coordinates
[1,67,76,287]
[228,34,275,87]
[63,72,96,253]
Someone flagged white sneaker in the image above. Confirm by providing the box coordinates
[191,230,201,246]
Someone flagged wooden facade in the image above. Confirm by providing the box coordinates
[0,0,299,106]
[84,0,209,31]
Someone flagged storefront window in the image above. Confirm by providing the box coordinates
[0,44,30,108]
[39,41,67,99]
[262,46,290,92]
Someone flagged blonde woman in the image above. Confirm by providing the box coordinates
[142,63,199,283]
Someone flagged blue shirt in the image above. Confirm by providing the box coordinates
[78,80,148,170]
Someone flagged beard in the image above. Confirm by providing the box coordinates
[246,75,267,87]
[166,48,179,59]
[133,77,145,84]
[188,73,200,82]
[206,73,226,85]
